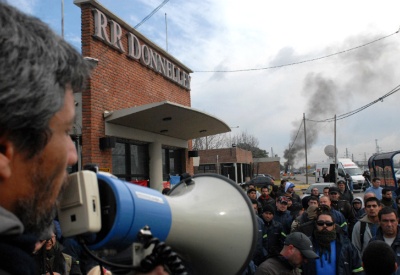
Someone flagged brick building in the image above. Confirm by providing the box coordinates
[72,0,229,191]
[194,148,253,183]
[253,157,281,180]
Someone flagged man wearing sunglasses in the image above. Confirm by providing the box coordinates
[301,212,364,274]
[352,197,382,254]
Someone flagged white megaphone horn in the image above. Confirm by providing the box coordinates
[58,171,257,275]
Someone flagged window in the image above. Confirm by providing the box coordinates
[112,140,149,181]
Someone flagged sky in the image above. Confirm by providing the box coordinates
[8,0,400,167]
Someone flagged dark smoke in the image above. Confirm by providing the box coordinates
[284,31,398,167]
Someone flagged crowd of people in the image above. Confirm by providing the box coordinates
[244,177,400,275]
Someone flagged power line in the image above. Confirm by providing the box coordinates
[193,31,399,73]
[135,0,169,29]
[288,119,304,151]
[306,84,400,123]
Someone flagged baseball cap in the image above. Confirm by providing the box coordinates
[284,232,319,259]
[329,187,340,194]
[277,196,289,205]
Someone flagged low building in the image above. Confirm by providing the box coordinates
[194,148,253,183]
[253,157,281,180]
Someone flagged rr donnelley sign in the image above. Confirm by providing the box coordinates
[93,9,191,90]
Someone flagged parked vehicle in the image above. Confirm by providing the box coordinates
[315,158,366,191]
[302,182,336,199]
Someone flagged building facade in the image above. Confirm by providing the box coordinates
[194,148,253,183]
[72,0,230,191]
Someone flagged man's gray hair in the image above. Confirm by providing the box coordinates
[0,2,93,158]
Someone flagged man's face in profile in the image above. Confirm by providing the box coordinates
[12,88,78,235]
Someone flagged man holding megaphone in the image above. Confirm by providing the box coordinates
[0,3,168,274]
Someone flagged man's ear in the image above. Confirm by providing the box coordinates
[0,140,14,181]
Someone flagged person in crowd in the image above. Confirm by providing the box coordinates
[365,177,383,200]
[363,240,398,275]
[301,211,364,274]
[302,188,320,209]
[395,179,400,198]
[329,186,356,236]
[352,197,382,254]
[260,204,285,258]
[351,197,364,220]
[0,3,168,274]
[318,196,348,234]
[248,184,261,198]
[270,184,279,200]
[276,179,288,197]
[370,207,400,269]
[357,192,376,218]
[248,188,262,214]
[257,185,275,209]
[255,232,319,275]
[33,223,81,275]
[396,197,400,219]
[284,182,301,204]
[292,205,318,237]
[287,196,303,222]
[337,180,354,203]
[323,186,330,197]
[274,196,294,235]
[381,188,397,209]
[362,170,372,189]
[345,173,354,192]
[250,199,267,267]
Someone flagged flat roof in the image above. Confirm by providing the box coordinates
[104,101,231,140]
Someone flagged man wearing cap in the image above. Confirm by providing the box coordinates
[301,211,364,274]
[274,196,294,235]
[284,182,301,204]
[255,232,319,275]
[329,186,355,236]
[261,204,285,257]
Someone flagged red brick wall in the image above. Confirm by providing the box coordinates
[79,3,191,171]
[253,161,280,180]
[198,148,253,164]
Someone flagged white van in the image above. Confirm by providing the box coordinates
[315,158,366,190]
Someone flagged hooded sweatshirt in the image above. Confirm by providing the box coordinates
[351,197,364,220]
[0,206,37,275]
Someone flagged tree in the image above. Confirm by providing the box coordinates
[192,131,268,158]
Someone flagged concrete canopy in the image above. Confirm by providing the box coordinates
[104,101,231,140]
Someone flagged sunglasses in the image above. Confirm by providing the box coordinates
[316,220,334,227]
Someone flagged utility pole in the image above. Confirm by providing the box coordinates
[303,113,308,185]
[334,115,337,184]
[165,13,168,52]
[61,0,64,38]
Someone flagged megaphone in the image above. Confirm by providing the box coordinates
[58,171,257,274]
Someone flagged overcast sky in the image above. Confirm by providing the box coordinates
[9,0,400,167]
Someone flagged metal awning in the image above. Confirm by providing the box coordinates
[104,101,231,140]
